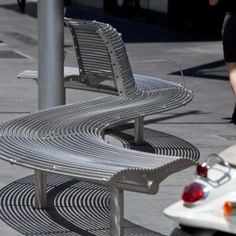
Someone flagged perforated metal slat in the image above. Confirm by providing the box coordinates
[0,72,198,188]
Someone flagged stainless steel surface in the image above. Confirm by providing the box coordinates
[0,74,197,233]
[110,186,124,236]
[38,0,65,109]
[64,19,136,95]
[0,19,198,186]
[0,73,197,185]
[34,170,47,209]
[134,117,144,145]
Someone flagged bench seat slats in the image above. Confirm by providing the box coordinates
[0,73,198,187]
[7,19,200,193]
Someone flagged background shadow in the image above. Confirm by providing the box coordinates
[0,2,220,43]
[172,60,227,81]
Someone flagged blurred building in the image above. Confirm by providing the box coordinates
[71,0,225,36]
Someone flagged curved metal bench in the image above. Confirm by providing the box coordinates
[0,75,198,235]
[6,19,199,235]
[1,74,196,181]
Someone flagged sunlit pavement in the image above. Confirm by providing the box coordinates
[0,1,234,235]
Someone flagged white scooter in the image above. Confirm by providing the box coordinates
[164,144,236,236]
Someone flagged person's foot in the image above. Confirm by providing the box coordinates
[231,106,236,124]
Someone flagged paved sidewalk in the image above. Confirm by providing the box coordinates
[0,1,235,235]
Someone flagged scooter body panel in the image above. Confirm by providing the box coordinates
[164,159,236,234]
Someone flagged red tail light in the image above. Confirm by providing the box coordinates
[182,183,206,203]
[196,164,208,178]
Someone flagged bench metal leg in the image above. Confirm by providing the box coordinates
[34,170,47,209]
[110,186,124,236]
[134,117,144,145]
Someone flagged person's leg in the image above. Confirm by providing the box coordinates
[17,0,26,13]
[226,62,236,98]
[226,62,236,123]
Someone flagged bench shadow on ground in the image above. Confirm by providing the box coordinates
[0,174,165,236]
[0,161,164,236]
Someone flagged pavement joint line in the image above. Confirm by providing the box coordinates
[218,135,236,141]
[0,111,31,114]
[14,50,32,59]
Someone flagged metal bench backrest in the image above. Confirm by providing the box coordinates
[64,19,136,96]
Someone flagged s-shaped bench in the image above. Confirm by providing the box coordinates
[4,19,199,235]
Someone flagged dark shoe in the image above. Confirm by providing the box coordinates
[231,106,236,124]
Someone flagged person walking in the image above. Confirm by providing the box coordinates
[209,0,236,124]
[17,0,26,13]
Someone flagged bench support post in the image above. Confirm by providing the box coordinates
[110,186,124,236]
[34,170,47,209]
[134,117,144,145]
